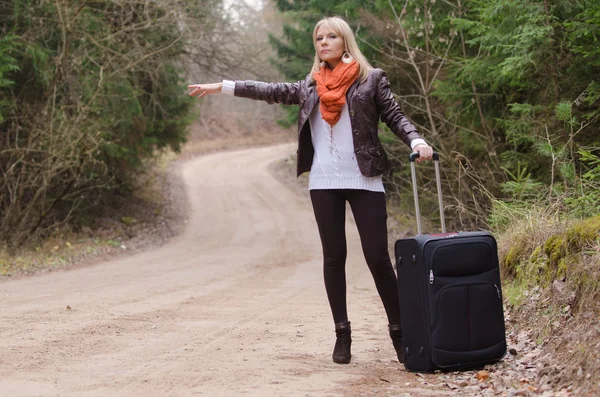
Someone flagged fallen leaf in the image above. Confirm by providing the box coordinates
[476,370,490,381]
[443,382,458,390]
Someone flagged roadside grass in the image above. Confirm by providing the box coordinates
[502,278,527,308]
[495,205,600,394]
[498,213,600,312]
[0,148,180,278]
[0,235,129,276]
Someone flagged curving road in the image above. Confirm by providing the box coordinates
[0,144,454,397]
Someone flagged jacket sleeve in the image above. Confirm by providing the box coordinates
[233,80,302,105]
[373,69,422,147]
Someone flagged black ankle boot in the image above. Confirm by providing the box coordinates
[389,324,404,363]
[332,321,351,364]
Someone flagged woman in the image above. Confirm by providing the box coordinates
[188,16,433,365]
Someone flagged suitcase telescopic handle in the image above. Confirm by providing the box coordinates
[409,152,446,235]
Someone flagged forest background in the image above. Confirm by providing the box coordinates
[0,0,599,394]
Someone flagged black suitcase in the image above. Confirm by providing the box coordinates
[394,152,507,372]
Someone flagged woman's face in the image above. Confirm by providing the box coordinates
[315,25,345,69]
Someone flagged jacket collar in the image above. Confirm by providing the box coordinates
[346,77,361,99]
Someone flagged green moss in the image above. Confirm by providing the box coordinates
[564,215,600,251]
[121,216,137,225]
[503,241,526,277]
[541,216,600,272]
[556,257,569,280]
[543,234,567,268]
[530,246,543,260]
[502,216,600,294]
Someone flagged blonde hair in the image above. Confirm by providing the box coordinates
[311,16,373,82]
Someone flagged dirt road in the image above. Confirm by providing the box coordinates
[0,144,456,397]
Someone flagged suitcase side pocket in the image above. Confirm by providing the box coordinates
[431,281,506,369]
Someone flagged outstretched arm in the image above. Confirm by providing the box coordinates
[188,79,303,105]
[231,80,302,105]
[188,82,223,98]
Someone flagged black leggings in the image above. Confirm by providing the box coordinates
[310,189,401,326]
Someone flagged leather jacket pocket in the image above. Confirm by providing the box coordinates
[367,145,387,171]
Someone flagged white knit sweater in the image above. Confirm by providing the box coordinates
[308,104,385,191]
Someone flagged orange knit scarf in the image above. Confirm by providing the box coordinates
[312,60,360,126]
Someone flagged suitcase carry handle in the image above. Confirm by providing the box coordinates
[409,152,446,235]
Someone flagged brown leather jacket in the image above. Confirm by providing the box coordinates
[233,68,422,177]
